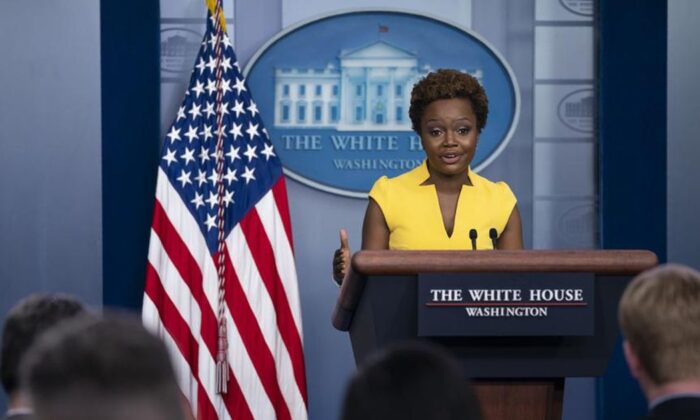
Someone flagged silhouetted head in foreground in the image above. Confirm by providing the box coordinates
[342,341,481,420]
[21,315,186,420]
[1,293,85,414]
[619,263,700,408]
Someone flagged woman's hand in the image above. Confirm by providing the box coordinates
[332,229,351,286]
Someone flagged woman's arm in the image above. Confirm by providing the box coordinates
[361,198,390,250]
[497,204,523,249]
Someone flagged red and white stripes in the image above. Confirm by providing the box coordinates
[143,168,308,420]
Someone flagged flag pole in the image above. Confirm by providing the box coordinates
[210,0,229,395]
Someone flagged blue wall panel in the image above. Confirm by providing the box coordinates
[101,0,161,310]
[598,0,667,418]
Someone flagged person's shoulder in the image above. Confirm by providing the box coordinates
[370,164,424,193]
[470,171,515,196]
[369,165,425,214]
[648,396,700,420]
[369,175,390,196]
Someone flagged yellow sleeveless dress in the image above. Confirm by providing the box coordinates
[368,161,517,250]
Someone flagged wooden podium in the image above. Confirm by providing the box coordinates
[332,250,657,420]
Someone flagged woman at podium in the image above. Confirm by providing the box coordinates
[334,69,522,285]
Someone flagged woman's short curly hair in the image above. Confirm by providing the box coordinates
[409,69,488,133]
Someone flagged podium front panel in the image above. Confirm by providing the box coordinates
[349,274,629,378]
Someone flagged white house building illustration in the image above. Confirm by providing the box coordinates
[273,40,482,131]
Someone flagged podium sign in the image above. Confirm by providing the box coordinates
[418,272,594,337]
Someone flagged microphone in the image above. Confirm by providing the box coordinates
[489,228,498,249]
[469,229,478,250]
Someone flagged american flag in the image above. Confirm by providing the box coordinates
[142,2,308,419]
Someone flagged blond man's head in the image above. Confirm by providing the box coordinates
[619,263,700,385]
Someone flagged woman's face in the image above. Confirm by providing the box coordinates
[419,98,479,178]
